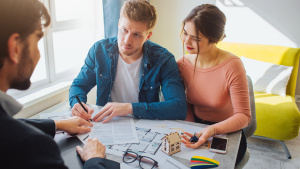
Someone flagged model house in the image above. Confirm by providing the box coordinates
[161,132,181,155]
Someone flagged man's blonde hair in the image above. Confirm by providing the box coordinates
[120,0,157,31]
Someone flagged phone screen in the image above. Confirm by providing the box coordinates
[211,137,227,151]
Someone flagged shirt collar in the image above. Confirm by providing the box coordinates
[105,37,153,67]
[0,90,23,117]
[142,40,152,67]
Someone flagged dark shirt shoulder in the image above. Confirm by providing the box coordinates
[0,112,67,169]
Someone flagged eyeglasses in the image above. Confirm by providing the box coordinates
[123,150,159,169]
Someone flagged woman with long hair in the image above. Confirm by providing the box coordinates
[177,4,251,165]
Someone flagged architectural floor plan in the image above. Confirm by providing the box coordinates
[106,127,166,155]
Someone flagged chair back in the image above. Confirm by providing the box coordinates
[217,42,300,97]
[243,75,257,139]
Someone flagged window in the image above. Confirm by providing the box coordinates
[171,144,174,147]
[31,39,47,83]
[171,147,174,151]
[176,146,179,149]
[8,0,104,98]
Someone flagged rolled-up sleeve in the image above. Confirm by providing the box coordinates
[69,45,97,107]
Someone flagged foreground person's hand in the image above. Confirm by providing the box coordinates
[76,138,106,161]
[181,126,215,148]
[54,116,93,135]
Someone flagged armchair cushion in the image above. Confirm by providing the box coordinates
[241,56,293,97]
[254,91,300,140]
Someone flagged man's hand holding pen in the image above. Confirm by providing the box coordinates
[71,95,133,124]
[71,102,94,121]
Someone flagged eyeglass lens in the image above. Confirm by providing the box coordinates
[124,152,137,163]
[139,156,157,169]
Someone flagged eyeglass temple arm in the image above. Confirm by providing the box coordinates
[140,157,158,167]
[125,153,159,167]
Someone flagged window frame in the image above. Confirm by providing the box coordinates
[7,0,104,98]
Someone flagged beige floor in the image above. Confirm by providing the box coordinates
[243,103,300,169]
[244,136,300,169]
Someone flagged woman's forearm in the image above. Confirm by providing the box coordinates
[211,113,250,135]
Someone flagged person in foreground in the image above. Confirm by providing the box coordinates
[177,4,251,165]
[69,0,187,123]
[0,0,119,168]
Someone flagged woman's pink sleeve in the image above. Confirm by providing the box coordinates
[212,59,251,135]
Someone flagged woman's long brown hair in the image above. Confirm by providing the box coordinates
[180,4,226,90]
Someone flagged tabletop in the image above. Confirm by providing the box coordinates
[31,100,241,169]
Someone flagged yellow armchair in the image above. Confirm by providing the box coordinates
[217,42,300,159]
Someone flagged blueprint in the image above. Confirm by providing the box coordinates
[106,127,165,155]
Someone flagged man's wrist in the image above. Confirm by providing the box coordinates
[96,154,106,159]
[54,120,63,131]
[128,103,133,114]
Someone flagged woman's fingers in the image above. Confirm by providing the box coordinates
[183,132,194,137]
[182,128,214,149]
[181,135,190,142]
[183,130,210,149]
[181,139,190,144]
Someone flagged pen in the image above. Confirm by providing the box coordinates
[75,95,92,122]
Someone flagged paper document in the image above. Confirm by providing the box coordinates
[106,127,166,155]
[40,105,139,145]
[78,116,139,145]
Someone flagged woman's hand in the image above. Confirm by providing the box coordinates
[181,126,215,148]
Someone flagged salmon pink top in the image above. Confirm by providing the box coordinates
[177,56,251,135]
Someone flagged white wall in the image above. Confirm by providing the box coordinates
[150,0,300,56]
[216,0,299,48]
[150,0,216,60]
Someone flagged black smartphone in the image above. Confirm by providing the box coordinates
[209,137,228,154]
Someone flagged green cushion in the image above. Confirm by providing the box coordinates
[254,92,300,140]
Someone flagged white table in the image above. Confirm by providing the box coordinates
[31,100,241,169]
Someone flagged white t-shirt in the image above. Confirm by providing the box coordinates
[110,54,143,103]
